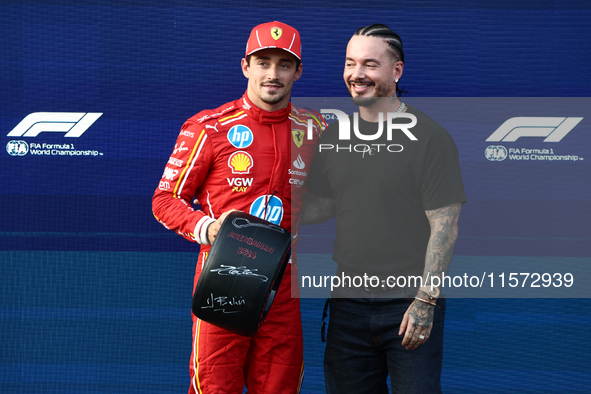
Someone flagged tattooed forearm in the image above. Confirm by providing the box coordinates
[425,203,462,221]
[300,193,337,225]
[423,203,462,283]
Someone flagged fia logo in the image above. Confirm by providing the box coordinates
[485,146,508,161]
[6,140,29,156]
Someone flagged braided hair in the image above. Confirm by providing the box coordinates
[354,24,407,96]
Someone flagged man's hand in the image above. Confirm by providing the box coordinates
[399,300,434,350]
[300,192,336,225]
[207,209,239,244]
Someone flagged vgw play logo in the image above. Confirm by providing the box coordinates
[485,116,584,162]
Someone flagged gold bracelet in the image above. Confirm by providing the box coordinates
[414,296,436,307]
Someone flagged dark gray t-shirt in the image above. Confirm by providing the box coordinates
[306,104,467,277]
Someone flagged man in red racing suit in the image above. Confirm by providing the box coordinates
[152,21,321,394]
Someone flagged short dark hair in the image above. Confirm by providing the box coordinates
[354,23,407,96]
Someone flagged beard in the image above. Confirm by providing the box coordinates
[260,91,285,104]
[259,81,285,105]
[348,79,396,107]
[351,95,379,107]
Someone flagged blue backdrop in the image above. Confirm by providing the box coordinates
[2,1,591,393]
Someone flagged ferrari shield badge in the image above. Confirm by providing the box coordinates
[292,129,304,148]
[271,27,282,40]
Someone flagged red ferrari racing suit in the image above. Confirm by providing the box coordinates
[152,93,320,394]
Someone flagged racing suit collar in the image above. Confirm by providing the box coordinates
[241,92,289,124]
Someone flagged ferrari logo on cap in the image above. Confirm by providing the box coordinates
[271,27,282,40]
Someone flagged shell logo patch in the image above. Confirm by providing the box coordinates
[228,151,254,174]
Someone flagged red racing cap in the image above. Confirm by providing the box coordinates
[245,21,302,60]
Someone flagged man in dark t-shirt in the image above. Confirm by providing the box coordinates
[303,24,467,394]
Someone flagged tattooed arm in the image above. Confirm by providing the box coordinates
[422,203,462,289]
[300,192,337,225]
[400,202,462,350]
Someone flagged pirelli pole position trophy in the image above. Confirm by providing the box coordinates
[153,21,322,394]
[192,211,292,336]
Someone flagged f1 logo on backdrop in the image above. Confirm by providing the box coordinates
[7,112,103,138]
[486,117,583,142]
